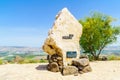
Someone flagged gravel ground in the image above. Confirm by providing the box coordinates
[0,61,120,80]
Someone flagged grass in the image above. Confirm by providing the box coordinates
[0,54,48,64]
[108,54,120,60]
[1,53,120,65]
[81,54,120,61]
[13,55,48,64]
[39,59,48,63]
[0,59,3,65]
[16,59,48,64]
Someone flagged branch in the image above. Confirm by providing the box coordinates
[97,41,106,56]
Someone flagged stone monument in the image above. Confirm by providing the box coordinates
[42,8,91,74]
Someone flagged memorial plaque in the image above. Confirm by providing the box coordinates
[62,34,74,39]
[66,51,77,58]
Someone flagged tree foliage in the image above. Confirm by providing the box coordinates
[79,12,120,60]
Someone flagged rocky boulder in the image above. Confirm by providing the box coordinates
[101,56,108,61]
[72,58,89,67]
[61,66,78,76]
[47,62,60,72]
[79,54,88,59]
[72,58,92,74]
[82,65,92,73]
[47,54,63,72]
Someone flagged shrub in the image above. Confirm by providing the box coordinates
[3,56,15,63]
[39,59,48,63]
[0,59,3,65]
[28,59,38,63]
[108,54,120,60]
[17,59,40,64]
[87,54,95,61]
[14,55,24,63]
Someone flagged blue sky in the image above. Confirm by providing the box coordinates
[0,0,120,47]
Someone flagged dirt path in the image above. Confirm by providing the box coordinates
[0,61,120,80]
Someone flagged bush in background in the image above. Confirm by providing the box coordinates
[0,59,3,65]
[39,59,48,63]
[0,54,48,64]
[108,54,120,60]
[14,55,24,63]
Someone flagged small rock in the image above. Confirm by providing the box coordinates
[72,58,89,67]
[59,66,63,72]
[82,65,92,73]
[77,66,84,71]
[53,59,57,62]
[80,55,88,59]
[61,66,78,76]
[57,57,62,61]
[48,62,59,72]
[79,71,84,74]
[101,56,108,61]
[57,61,63,66]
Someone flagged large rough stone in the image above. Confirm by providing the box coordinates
[72,58,92,74]
[61,66,78,76]
[82,65,92,73]
[47,62,59,72]
[72,58,89,67]
[42,8,82,66]
[79,54,88,59]
[101,56,108,61]
[47,54,63,72]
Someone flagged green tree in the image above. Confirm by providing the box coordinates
[79,12,120,60]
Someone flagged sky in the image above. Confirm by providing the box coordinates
[0,0,120,47]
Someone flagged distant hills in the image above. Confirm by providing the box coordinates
[80,46,120,55]
[0,46,47,57]
[102,46,120,55]
[0,46,120,56]
[103,46,120,50]
[0,46,42,52]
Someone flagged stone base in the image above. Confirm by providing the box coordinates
[47,54,92,76]
[47,54,63,72]
[61,66,78,76]
[72,58,92,74]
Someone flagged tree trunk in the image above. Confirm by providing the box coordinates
[93,55,99,60]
